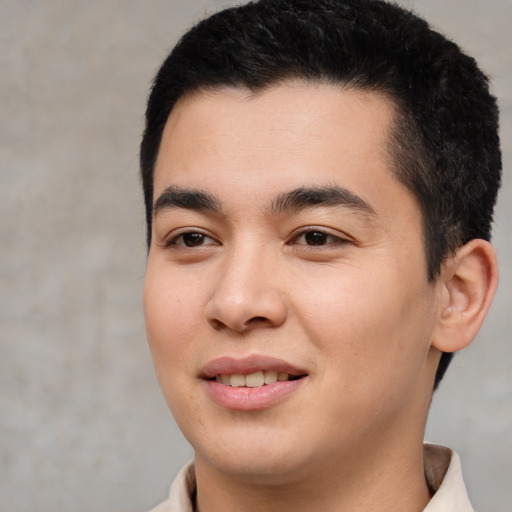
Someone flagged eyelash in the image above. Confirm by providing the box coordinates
[288,228,349,248]
[164,229,219,249]
[162,227,350,251]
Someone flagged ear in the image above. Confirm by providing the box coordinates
[432,239,498,353]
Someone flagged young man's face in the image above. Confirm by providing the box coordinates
[144,83,443,483]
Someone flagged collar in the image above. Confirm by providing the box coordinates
[423,444,474,512]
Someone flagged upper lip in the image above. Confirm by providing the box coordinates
[201,355,307,379]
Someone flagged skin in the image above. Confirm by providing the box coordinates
[143,82,497,512]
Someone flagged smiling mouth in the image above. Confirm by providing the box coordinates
[204,358,308,410]
[212,371,306,388]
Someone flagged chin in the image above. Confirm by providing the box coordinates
[203,450,311,485]
[190,424,325,485]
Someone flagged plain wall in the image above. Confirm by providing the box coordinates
[1,1,510,511]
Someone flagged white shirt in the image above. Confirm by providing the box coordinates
[149,444,474,512]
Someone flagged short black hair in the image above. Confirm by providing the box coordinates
[140,0,502,388]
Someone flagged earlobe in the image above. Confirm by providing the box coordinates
[432,239,498,353]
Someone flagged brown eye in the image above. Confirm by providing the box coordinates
[165,231,217,248]
[304,231,329,245]
[182,233,206,247]
[291,229,348,248]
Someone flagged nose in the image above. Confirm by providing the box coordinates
[204,245,287,333]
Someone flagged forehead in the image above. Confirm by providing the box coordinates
[153,82,419,225]
[163,83,395,152]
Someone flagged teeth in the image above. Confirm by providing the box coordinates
[214,370,290,387]
[264,370,278,384]
[230,374,246,387]
[246,371,264,387]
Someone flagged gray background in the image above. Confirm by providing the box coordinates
[1,1,510,511]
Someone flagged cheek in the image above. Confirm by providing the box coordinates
[143,265,207,376]
[289,269,387,348]
[290,265,434,379]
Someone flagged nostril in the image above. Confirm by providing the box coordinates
[207,316,271,332]
[205,290,287,332]
[251,316,268,323]
[208,318,226,331]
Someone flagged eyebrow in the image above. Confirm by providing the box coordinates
[153,186,222,217]
[153,184,375,219]
[269,185,376,216]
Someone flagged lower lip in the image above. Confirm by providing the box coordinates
[204,378,305,411]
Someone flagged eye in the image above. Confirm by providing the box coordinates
[166,231,218,248]
[291,229,346,247]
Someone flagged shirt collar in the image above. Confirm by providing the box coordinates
[423,444,474,512]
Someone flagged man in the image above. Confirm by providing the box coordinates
[140,1,501,510]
